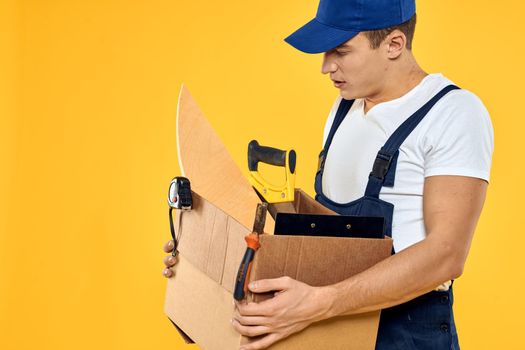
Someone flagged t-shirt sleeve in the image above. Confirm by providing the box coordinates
[423,90,494,182]
[322,95,343,146]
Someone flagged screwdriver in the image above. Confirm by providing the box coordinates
[233,203,268,301]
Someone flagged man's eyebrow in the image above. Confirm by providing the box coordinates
[335,43,352,49]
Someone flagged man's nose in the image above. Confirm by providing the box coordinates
[321,51,337,75]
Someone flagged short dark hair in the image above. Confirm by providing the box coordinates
[362,13,417,50]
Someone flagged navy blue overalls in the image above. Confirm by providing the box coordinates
[314,85,461,350]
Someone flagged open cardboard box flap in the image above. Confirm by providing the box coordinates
[165,189,392,350]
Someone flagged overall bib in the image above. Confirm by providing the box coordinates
[314,85,461,350]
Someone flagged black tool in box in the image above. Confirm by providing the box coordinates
[273,213,385,239]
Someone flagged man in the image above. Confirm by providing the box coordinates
[163,0,494,349]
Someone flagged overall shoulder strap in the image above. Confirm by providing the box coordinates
[365,84,461,197]
[317,98,355,172]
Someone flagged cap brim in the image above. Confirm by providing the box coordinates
[284,18,359,54]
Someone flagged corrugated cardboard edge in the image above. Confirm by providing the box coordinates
[168,318,194,344]
[165,255,241,350]
[293,188,336,215]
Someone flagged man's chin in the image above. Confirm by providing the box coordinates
[339,86,364,100]
[339,89,354,100]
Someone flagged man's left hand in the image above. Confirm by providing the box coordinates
[232,276,333,350]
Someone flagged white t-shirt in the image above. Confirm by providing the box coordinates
[321,73,494,253]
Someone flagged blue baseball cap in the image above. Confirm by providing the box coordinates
[284,0,416,54]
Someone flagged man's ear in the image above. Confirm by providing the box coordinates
[385,29,406,59]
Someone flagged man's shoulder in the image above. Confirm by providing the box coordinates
[437,92,491,134]
[422,75,492,130]
[430,74,489,117]
[412,76,494,160]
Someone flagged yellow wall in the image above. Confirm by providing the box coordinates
[2,0,523,349]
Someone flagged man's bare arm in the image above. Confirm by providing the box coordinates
[323,175,488,317]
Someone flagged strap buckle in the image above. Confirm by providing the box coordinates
[370,150,393,181]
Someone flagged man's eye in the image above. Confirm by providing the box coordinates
[335,50,349,55]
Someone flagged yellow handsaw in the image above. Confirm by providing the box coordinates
[247,140,297,216]
[176,85,274,232]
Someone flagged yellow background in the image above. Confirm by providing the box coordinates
[1,0,523,349]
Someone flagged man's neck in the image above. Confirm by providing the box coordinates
[363,65,428,114]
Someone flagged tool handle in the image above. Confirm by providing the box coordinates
[248,140,296,173]
[234,247,256,301]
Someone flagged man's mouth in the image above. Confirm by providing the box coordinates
[332,79,346,88]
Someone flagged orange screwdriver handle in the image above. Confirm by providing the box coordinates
[233,234,260,300]
[245,233,260,250]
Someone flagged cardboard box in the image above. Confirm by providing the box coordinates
[164,189,392,350]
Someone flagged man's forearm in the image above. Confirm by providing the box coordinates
[320,234,463,318]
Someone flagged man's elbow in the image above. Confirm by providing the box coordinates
[448,259,465,280]
[432,238,468,280]
[444,245,469,280]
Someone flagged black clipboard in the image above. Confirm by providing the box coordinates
[274,213,385,239]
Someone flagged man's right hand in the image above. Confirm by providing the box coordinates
[162,239,179,278]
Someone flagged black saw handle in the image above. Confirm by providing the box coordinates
[248,140,296,173]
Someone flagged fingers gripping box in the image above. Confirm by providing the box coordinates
[164,189,392,350]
